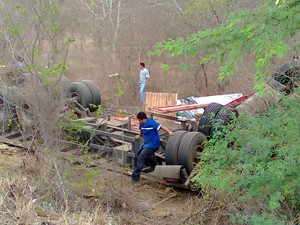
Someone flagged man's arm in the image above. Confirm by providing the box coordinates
[160,125,173,135]
[135,130,143,140]
[146,69,150,86]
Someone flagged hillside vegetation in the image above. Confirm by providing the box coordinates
[194,90,300,224]
[0,0,299,224]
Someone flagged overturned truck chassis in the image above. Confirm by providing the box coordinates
[0,60,299,191]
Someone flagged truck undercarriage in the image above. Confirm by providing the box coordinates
[0,60,298,191]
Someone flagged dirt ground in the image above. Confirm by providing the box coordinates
[0,144,212,225]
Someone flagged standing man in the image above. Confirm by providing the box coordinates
[139,62,150,104]
[16,56,25,72]
[131,111,173,183]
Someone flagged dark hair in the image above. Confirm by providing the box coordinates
[137,111,147,120]
[16,56,24,62]
[140,62,145,68]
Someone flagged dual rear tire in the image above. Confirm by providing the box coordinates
[165,103,239,174]
[165,131,207,174]
[198,102,239,139]
[67,80,101,112]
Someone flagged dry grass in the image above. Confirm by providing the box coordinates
[0,77,115,224]
[54,207,112,225]
[0,165,114,224]
[0,176,37,224]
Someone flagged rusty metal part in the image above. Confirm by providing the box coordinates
[236,86,282,115]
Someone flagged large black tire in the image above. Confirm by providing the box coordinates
[165,131,188,165]
[50,75,72,98]
[68,82,93,109]
[57,75,72,95]
[210,106,239,138]
[16,73,32,87]
[5,86,19,115]
[58,75,71,89]
[15,100,35,127]
[4,86,36,132]
[178,132,207,174]
[6,86,35,128]
[81,80,101,112]
[0,88,12,134]
[198,103,224,136]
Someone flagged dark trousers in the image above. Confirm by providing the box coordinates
[131,146,158,181]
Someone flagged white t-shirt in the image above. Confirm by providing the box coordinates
[140,68,150,84]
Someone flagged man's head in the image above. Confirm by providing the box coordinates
[137,111,147,124]
[140,62,145,69]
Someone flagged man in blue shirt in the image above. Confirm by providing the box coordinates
[131,112,173,182]
[139,62,150,104]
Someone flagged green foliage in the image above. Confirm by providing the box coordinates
[0,0,69,69]
[193,89,300,222]
[62,111,91,144]
[65,36,76,44]
[148,0,300,92]
[51,0,59,15]
[116,109,127,116]
[87,104,103,117]
[6,24,24,35]
[50,22,60,32]
[39,61,69,85]
[90,0,96,9]
[160,63,170,71]
[230,212,286,225]
[184,0,238,23]
[74,168,101,196]
[114,78,124,99]
[96,105,103,116]
[33,46,43,61]
[7,119,13,127]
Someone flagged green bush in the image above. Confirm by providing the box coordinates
[194,89,300,223]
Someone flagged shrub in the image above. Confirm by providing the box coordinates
[194,89,300,223]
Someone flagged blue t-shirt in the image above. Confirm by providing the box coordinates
[140,118,162,149]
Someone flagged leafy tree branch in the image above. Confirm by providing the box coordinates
[148,0,299,92]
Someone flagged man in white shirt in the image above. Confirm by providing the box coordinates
[139,62,150,104]
[16,56,25,72]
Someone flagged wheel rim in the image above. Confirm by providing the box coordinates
[71,92,82,104]
[194,144,204,164]
[17,103,34,125]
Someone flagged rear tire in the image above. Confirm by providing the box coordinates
[15,101,35,128]
[165,131,188,165]
[0,89,11,134]
[81,80,101,112]
[16,73,32,87]
[178,132,207,174]
[210,106,239,138]
[68,82,93,109]
[198,103,224,137]
[58,75,71,89]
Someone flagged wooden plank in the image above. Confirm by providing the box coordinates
[144,92,178,121]
[159,93,161,109]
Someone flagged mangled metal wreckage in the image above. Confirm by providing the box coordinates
[0,61,298,190]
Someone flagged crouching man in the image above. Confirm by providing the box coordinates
[131,111,173,183]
